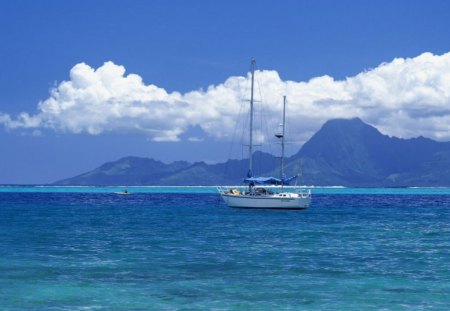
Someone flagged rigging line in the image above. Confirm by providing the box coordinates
[241,97,250,176]
[253,69,262,176]
[284,97,300,178]
[283,98,304,178]
[253,70,276,176]
[240,62,255,173]
[224,65,251,182]
[283,97,292,178]
[241,60,254,150]
[255,70,277,160]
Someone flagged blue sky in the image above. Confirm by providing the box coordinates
[1,0,450,184]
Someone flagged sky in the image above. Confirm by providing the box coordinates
[1,0,450,184]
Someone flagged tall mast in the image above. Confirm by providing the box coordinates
[248,59,256,176]
[281,96,286,189]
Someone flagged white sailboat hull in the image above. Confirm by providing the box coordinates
[220,192,311,209]
[217,61,312,210]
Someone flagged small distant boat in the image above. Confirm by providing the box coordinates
[115,190,130,195]
[218,60,311,209]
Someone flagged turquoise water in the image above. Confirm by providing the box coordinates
[4,185,450,195]
[0,187,449,310]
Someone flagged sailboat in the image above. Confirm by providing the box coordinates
[218,60,312,209]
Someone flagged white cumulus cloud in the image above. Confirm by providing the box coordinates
[2,52,450,143]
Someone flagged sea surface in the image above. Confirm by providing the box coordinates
[0,186,449,310]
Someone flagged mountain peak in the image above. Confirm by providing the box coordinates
[320,117,378,133]
[324,117,364,125]
[296,118,450,186]
[54,118,450,187]
[300,118,382,157]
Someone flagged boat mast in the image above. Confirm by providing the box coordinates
[248,59,256,176]
[281,96,286,190]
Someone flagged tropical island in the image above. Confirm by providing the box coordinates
[55,118,450,187]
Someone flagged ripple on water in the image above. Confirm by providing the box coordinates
[0,191,449,310]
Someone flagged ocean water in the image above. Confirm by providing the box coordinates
[0,187,449,310]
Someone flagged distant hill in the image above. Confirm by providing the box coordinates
[294,118,450,186]
[54,118,450,186]
[54,151,279,186]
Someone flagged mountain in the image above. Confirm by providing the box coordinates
[54,118,450,186]
[293,118,450,186]
[55,151,279,186]
[56,157,191,186]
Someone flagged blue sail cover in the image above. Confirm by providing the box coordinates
[244,175,297,185]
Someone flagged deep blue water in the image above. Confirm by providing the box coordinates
[1,187,449,310]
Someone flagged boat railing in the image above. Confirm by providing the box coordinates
[218,186,311,198]
[297,188,312,198]
[217,186,247,195]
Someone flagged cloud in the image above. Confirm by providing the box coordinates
[2,52,450,143]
